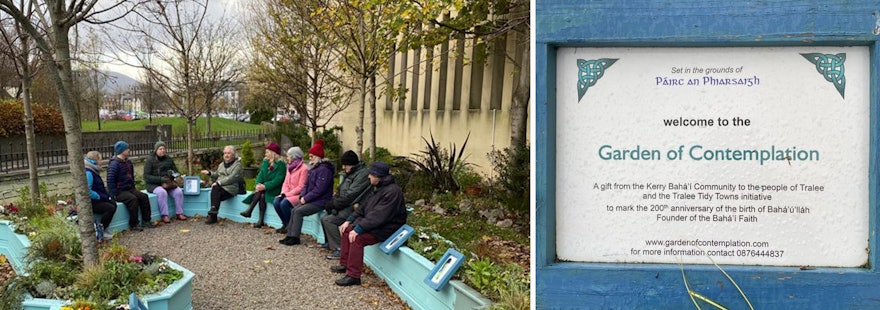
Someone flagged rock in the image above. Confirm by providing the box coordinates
[458,199,473,212]
[432,206,446,215]
[414,199,426,207]
[496,219,513,228]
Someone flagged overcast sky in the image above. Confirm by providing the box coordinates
[101,0,245,81]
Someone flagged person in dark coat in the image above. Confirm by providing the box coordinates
[84,151,117,241]
[330,162,407,286]
[320,150,371,259]
[279,139,335,245]
[143,141,185,223]
[107,140,153,231]
[200,145,243,224]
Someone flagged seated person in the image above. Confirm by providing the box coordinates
[273,146,309,234]
[200,145,243,224]
[320,150,370,259]
[330,162,408,286]
[279,139,335,245]
[144,141,186,223]
[240,142,286,228]
[107,141,153,231]
[84,151,116,241]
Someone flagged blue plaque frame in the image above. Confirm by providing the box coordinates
[424,248,465,291]
[536,1,880,309]
[380,224,414,254]
[182,176,202,196]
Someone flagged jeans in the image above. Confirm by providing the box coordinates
[273,197,296,228]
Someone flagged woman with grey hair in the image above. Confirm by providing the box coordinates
[272,146,309,233]
[200,145,243,224]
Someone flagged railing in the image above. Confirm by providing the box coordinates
[0,128,273,173]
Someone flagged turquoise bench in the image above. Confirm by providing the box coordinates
[100,188,325,244]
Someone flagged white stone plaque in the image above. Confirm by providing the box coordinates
[555,47,869,267]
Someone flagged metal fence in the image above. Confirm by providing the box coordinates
[0,128,273,173]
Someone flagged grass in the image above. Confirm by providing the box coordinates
[82,117,265,133]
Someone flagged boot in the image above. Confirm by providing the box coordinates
[254,203,266,228]
[206,206,219,224]
[240,200,256,218]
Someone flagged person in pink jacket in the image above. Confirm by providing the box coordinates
[272,146,309,233]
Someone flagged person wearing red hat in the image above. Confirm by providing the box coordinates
[240,141,286,228]
[280,139,335,245]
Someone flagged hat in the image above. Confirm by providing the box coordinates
[154,141,166,151]
[287,147,304,160]
[308,139,325,158]
[340,150,358,166]
[266,142,282,155]
[369,161,390,178]
[114,141,129,154]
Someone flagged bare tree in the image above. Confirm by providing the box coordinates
[112,0,211,174]
[0,0,141,267]
[247,0,353,142]
[0,0,41,208]
[72,27,109,129]
[192,17,243,140]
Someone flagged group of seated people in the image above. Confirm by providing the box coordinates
[85,139,408,286]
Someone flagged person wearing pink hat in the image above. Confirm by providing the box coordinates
[240,141,286,228]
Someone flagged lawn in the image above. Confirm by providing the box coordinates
[82,117,265,133]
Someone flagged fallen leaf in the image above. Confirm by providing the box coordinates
[264,260,271,264]
[179,229,191,233]
[265,245,275,250]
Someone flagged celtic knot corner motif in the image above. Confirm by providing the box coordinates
[577,58,618,102]
[801,53,846,99]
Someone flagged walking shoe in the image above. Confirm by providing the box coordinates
[162,215,171,223]
[325,250,340,260]
[141,222,157,229]
[130,225,143,232]
[335,275,361,286]
[205,214,218,224]
[279,236,301,246]
[275,227,287,234]
[330,265,347,273]
[102,232,113,241]
[176,214,188,221]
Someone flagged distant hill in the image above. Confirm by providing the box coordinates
[102,71,140,93]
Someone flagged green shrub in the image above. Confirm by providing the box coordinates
[0,274,24,310]
[249,109,273,124]
[361,146,394,165]
[408,132,471,193]
[75,260,149,302]
[489,144,530,215]
[22,260,80,297]
[455,165,484,189]
[241,140,255,168]
[26,216,82,263]
[463,257,503,296]
[316,126,342,162]
[491,264,530,310]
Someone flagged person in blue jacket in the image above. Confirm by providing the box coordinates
[279,139,335,246]
[107,141,153,231]
[84,151,117,241]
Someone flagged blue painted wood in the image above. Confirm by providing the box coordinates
[130,293,149,310]
[0,220,30,274]
[536,1,880,309]
[218,192,325,243]
[364,246,491,310]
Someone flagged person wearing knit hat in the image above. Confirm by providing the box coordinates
[114,140,130,155]
[144,140,186,223]
[240,141,287,228]
[320,150,370,259]
[272,146,309,234]
[279,141,336,246]
[108,140,153,231]
[266,142,282,157]
[308,139,325,159]
[331,161,407,286]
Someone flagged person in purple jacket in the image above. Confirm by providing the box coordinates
[279,139,335,246]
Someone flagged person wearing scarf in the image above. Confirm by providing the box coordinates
[280,139,335,245]
[272,146,309,234]
[84,151,117,240]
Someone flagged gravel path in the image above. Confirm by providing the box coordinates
[115,217,408,310]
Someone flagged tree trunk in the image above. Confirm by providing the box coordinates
[48,19,98,268]
[206,98,213,146]
[368,74,377,161]
[357,76,367,155]
[187,117,195,174]
[20,34,39,209]
[510,38,530,147]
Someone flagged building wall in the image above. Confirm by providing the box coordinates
[339,30,528,176]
